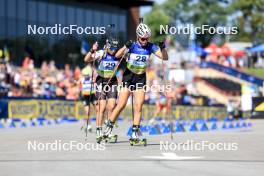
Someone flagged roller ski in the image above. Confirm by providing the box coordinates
[129,138,147,146]
[104,133,118,143]
[103,120,118,143]
[129,125,147,146]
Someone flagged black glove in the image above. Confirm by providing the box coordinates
[89,48,95,53]
[125,40,133,48]
[158,41,166,50]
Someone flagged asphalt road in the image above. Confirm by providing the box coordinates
[0,119,263,176]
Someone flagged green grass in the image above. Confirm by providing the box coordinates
[244,68,264,78]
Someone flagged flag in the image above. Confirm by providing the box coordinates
[3,46,10,62]
[81,41,89,55]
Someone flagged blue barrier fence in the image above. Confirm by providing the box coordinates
[127,118,252,136]
[200,61,264,86]
[0,116,80,129]
[0,115,252,136]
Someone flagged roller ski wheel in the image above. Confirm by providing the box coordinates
[109,135,118,143]
[129,138,147,146]
[96,136,103,144]
[104,135,118,143]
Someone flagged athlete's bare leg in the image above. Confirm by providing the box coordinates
[154,103,162,117]
[109,87,130,122]
[132,89,145,125]
[96,100,106,127]
[84,105,90,119]
[106,98,116,118]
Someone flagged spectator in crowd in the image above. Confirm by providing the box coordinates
[1,54,222,107]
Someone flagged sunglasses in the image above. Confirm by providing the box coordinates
[139,37,149,42]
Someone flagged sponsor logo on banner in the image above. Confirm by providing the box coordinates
[8,100,227,119]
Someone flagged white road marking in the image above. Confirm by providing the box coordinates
[142,152,204,160]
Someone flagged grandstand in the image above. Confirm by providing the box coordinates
[200,77,241,95]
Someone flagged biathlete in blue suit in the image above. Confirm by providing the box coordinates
[103,22,169,144]
[84,39,120,143]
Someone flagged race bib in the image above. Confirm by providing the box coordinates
[127,53,150,74]
[82,79,95,95]
[98,60,118,71]
[97,60,118,78]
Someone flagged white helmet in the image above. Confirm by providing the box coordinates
[136,23,151,38]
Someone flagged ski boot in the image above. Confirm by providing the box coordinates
[81,124,92,133]
[86,124,92,133]
[105,119,118,128]
[129,125,147,146]
[103,120,117,143]
[104,119,108,126]
[96,126,103,144]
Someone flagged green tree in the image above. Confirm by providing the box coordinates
[144,5,170,44]
[229,0,264,44]
[145,0,230,47]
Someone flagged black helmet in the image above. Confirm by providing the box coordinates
[106,38,119,55]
